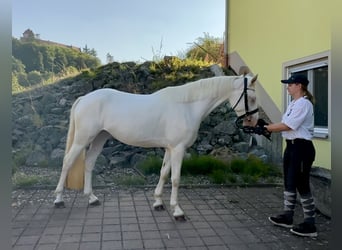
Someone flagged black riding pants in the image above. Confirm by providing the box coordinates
[283,139,316,196]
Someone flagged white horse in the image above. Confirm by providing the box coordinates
[54,74,259,220]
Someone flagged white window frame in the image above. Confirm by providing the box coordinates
[282,51,331,139]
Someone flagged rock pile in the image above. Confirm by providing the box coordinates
[12,61,268,175]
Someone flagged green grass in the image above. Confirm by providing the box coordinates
[182,155,227,175]
[12,172,57,188]
[12,173,40,187]
[12,154,281,188]
[137,154,281,185]
[136,156,163,175]
[231,155,280,178]
[113,175,146,186]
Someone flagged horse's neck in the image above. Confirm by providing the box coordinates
[191,77,235,120]
[197,95,230,120]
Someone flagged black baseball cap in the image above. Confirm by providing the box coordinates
[281,74,309,86]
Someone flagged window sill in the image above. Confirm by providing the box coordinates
[313,133,329,139]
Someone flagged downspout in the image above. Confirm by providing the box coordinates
[224,0,229,69]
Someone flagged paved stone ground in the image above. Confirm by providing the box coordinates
[12,186,331,250]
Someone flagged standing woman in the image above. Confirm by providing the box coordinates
[264,74,317,237]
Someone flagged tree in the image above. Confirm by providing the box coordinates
[12,37,101,83]
[83,44,97,57]
[16,72,30,87]
[83,44,90,54]
[186,33,223,64]
[12,56,26,73]
[106,53,114,64]
[89,48,97,57]
[54,48,68,74]
[14,42,44,72]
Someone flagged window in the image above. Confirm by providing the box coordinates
[284,53,329,138]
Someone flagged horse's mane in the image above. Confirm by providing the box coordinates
[154,76,240,102]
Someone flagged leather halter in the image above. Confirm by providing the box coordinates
[231,77,259,128]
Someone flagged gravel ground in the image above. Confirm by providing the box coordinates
[12,164,282,191]
[12,166,214,188]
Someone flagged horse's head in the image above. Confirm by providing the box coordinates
[230,74,259,128]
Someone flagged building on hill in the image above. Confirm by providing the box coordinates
[21,29,81,52]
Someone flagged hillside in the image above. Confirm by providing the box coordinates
[12,37,101,89]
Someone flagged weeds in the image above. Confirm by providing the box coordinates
[113,175,146,186]
[148,57,212,91]
[12,148,33,173]
[12,172,56,188]
[182,155,226,175]
[136,156,162,175]
[12,173,40,187]
[137,154,281,185]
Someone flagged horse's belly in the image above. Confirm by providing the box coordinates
[104,120,197,149]
[106,129,167,148]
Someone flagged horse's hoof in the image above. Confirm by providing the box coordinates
[89,199,101,206]
[154,204,165,211]
[174,215,186,222]
[54,201,65,208]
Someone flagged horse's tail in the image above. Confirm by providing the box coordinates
[64,97,85,190]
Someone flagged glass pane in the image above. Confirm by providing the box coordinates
[313,66,328,127]
[292,71,308,78]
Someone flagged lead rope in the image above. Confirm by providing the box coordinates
[249,135,253,147]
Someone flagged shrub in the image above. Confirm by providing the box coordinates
[244,155,281,178]
[80,69,96,79]
[132,153,280,185]
[230,158,246,174]
[210,169,237,184]
[27,70,43,85]
[230,155,281,179]
[136,156,162,175]
[148,57,212,92]
[17,72,30,87]
[182,155,227,175]
[12,73,26,93]
[210,169,227,184]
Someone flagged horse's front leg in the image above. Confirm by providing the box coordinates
[153,149,171,211]
[169,145,185,221]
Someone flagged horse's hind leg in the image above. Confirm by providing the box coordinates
[54,144,84,207]
[153,149,171,210]
[84,131,111,206]
[169,145,185,220]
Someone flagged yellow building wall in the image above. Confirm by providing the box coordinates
[228,0,331,169]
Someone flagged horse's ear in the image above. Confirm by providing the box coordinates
[251,74,258,84]
[239,66,250,76]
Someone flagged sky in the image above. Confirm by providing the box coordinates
[12,0,226,64]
